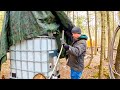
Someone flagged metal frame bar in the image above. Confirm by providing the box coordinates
[10,36,58,79]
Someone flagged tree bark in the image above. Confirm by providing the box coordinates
[73,11,74,24]
[113,11,114,33]
[107,11,111,61]
[86,11,93,67]
[115,11,120,79]
[94,11,97,55]
[99,11,105,79]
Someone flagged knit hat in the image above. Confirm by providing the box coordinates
[71,27,81,34]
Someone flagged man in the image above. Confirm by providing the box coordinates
[62,27,88,79]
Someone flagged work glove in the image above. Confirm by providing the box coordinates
[60,38,66,45]
[63,44,69,50]
[60,38,69,50]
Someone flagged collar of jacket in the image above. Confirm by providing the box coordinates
[71,39,80,46]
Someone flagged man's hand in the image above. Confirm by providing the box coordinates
[60,38,69,50]
[63,44,69,50]
[60,38,66,45]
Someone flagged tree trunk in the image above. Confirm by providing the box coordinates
[67,11,71,19]
[77,11,78,20]
[115,36,120,79]
[99,11,105,79]
[118,11,120,22]
[94,11,97,55]
[73,11,74,24]
[115,11,120,79]
[113,11,114,33]
[107,11,111,61]
[104,12,106,60]
[67,11,69,16]
[86,11,93,67]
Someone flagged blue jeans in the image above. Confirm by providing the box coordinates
[70,68,82,79]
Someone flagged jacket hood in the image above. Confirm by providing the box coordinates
[78,34,88,40]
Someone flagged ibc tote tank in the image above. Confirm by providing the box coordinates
[9,36,59,79]
[0,11,74,79]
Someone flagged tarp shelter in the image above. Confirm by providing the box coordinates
[0,11,74,70]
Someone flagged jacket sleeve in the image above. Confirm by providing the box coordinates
[68,42,86,57]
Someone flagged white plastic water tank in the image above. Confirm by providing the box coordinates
[9,36,58,79]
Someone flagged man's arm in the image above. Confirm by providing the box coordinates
[68,42,86,57]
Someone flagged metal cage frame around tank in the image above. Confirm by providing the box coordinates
[9,36,59,79]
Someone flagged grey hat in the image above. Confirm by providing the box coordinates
[71,27,81,34]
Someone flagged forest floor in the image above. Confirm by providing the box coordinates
[59,48,117,79]
[0,48,117,79]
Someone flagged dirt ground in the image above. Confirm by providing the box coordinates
[59,54,109,79]
[0,48,117,79]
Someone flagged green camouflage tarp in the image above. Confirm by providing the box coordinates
[0,11,74,70]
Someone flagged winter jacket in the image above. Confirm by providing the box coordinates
[67,34,88,72]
